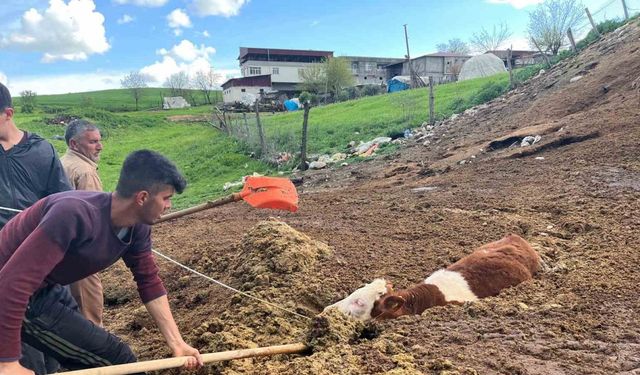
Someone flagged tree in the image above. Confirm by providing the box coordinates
[470,23,512,52]
[193,68,221,104]
[436,38,470,54]
[299,63,326,95]
[163,71,190,98]
[19,90,37,113]
[324,57,355,99]
[120,71,148,111]
[527,0,585,55]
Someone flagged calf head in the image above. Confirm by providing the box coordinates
[370,285,409,320]
[324,278,388,321]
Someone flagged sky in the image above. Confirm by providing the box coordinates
[0,0,630,95]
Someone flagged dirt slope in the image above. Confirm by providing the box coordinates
[102,20,640,375]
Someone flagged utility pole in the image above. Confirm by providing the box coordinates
[403,24,424,88]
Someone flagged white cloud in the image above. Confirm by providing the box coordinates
[0,0,110,63]
[117,14,134,24]
[113,0,168,7]
[162,39,215,62]
[192,0,248,17]
[5,71,126,95]
[167,8,192,29]
[486,0,542,9]
[202,30,210,37]
[141,39,217,84]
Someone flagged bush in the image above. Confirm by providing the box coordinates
[448,97,468,113]
[362,85,383,97]
[468,81,508,106]
[576,18,626,50]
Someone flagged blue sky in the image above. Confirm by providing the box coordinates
[0,0,630,95]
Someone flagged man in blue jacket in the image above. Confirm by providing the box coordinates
[0,82,71,374]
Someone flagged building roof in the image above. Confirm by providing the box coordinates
[421,52,472,58]
[238,47,333,61]
[486,50,538,59]
[221,74,271,90]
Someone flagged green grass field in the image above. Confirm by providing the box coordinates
[32,88,222,112]
[14,73,510,209]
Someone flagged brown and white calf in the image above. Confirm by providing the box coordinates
[326,234,541,321]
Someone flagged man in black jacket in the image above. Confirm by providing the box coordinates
[0,82,71,227]
[0,82,71,374]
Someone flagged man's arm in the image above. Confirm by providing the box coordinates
[144,296,203,369]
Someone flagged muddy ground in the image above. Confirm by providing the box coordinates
[102,20,640,374]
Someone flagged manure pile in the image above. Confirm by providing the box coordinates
[163,219,431,374]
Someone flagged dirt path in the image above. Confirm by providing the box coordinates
[101,21,640,374]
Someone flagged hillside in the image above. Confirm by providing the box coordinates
[97,18,640,375]
[33,87,221,111]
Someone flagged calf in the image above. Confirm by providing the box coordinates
[327,234,540,321]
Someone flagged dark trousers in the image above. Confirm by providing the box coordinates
[20,284,142,375]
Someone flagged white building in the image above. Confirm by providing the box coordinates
[221,74,272,104]
[237,47,333,92]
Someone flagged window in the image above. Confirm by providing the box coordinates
[365,62,375,72]
[272,67,279,75]
[241,88,246,92]
[352,62,359,70]
[249,66,261,75]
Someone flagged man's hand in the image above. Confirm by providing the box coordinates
[171,341,203,370]
[0,361,34,375]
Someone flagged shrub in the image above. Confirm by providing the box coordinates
[468,81,508,106]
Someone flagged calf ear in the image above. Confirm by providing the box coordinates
[383,295,405,312]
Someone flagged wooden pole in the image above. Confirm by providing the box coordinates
[567,28,577,52]
[299,102,311,170]
[55,343,308,375]
[428,76,435,126]
[585,8,601,37]
[621,0,629,20]
[254,99,267,156]
[507,47,514,89]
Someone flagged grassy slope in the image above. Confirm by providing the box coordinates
[14,110,269,209]
[14,73,507,209]
[260,73,508,154]
[34,88,222,112]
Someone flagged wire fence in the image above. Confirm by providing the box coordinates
[572,0,640,39]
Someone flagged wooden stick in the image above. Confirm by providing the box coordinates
[154,194,240,224]
[55,343,308,375]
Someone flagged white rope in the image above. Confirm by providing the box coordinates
[1,205,310,321]
[152,249,310,321]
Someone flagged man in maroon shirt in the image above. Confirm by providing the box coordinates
[0,150,203,375]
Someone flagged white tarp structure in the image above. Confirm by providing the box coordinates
[162,96,191,109]
[458,53,507,81]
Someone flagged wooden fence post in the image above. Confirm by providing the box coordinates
[254,99,267,156]
[567,28,577,52]
[621,0,629,19]
[299,102,311,171]
[507,47,514,89]
[585,8,601,37]
[428,76,435,125]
